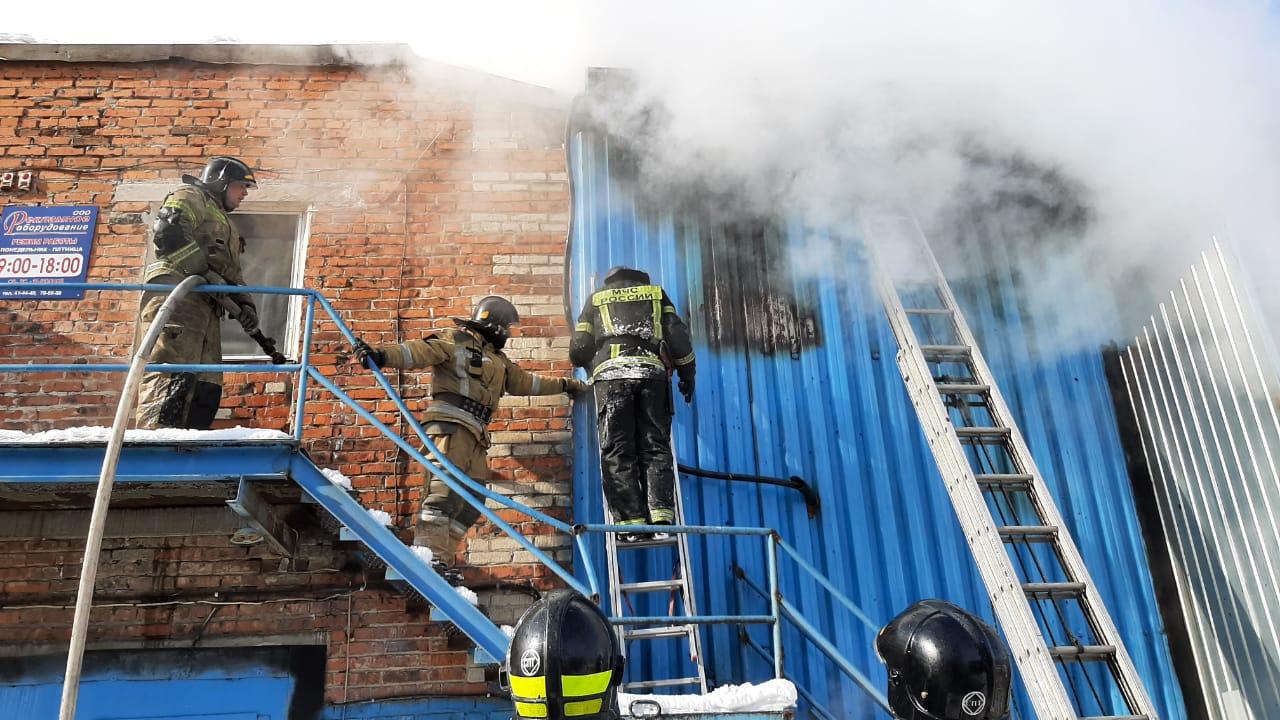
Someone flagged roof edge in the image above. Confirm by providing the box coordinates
[0,43,415,67]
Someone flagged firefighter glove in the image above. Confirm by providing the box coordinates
[235,302,259,335]
[353,339,385,368]
[564,377,589,395]
[677,365,695,403]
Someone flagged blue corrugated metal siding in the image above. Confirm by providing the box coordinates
[4,656,296,720]
[568,129,1186,719]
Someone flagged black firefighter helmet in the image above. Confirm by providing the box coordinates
[457,295,519,349]
[603,265,650,285]
[507,589,623,720]
[199,156,257,191]
[876,599,1012,720]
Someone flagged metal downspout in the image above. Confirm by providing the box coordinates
[58,275,205,720]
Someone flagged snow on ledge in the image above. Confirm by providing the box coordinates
[0,425,291,444]
[320,467,353,490]
[618,679,797,715]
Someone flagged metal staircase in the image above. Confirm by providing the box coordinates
[601,451,709,694]
[864,213,1158,720]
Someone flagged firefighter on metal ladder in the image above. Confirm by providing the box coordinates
[570,266,696,543]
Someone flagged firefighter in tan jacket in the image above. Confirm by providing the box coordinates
[352,296,588,568]
[136,156,260,429]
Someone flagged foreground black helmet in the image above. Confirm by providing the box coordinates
[458,295,519,348]
[603,265,650,284]
[507,590,623,720]
[199,156,258,192]
[876,599,1011,720]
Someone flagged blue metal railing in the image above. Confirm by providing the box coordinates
[735,538,892,717]
[4,280,891,709]
[574,521,891,715]
[0,281,596,638]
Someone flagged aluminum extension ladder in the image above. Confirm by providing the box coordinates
[602,443,709,694]
[865,213,1158,720]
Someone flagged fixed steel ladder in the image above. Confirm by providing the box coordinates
[602,454,709,694]
[864,213,1157,720]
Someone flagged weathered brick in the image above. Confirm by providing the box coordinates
[0,53,574,706]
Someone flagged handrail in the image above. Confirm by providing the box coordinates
[57,276,205,720]
[305,291,601,599]
[739,631,839,720]
[6,280,883,713]
[1,281,599,600]
[735,566,891,715]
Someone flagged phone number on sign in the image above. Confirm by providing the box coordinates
[0,253,84,279]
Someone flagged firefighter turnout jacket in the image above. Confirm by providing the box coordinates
[143,183,246,287]
[372,327,579,444]
[569,267,695,381]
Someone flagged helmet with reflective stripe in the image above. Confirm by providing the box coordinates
[876,599,1011,720]
[199,156,258,192]
[507,590,623,719]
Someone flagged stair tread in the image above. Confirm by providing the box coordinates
[904,307,953,315]
[624,625,694,641]
[921,344,972,357]
[998,525,1059,538]
[975,473,1034,482]
[1049,644,1116,660]
[614,535,678,550]
[1022,581,1087,597]
[620,579,684,593]
[936,383,990,393]
[954,426,1011,437]
[622,677,703,690]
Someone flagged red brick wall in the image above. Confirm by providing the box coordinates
[0,55,576,704]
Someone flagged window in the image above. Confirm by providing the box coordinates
[219,211,309,360]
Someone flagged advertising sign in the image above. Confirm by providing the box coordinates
[0,204,99,299]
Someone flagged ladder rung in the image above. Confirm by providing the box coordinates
[623,676,703,691]
[904,307,953,315]
[1049,644,1116,660]
[998,525,1058,540]
[954,426,1011,439]
[624,625,693,641]
[976,473,1034,488]
[1022,582,1086,598]
[936,382,990,394]
[1081,716,1149,720]
[921,344,971,359]
[614,535,678,550]
[620,579,684,594]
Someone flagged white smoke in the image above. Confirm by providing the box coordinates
[9,0,1280,341]
[555,0,1280,343]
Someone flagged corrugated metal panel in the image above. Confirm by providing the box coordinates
[567,127,1187,719]
[2,648,306,720]
[1122,241,1280,720]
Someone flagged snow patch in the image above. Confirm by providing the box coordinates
[454,585,479,606]
[618,679,797,715]
[0,425,290,444]
[408,546,434,564]
[320,467,352,490]
[500,624,516,639]
[365,508,393,526]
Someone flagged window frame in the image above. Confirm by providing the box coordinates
[219,204,313,363]
[141,199,312,363]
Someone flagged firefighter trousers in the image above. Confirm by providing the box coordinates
[595,376,676,525]
[415,421,491,562]
[135,291,224,430]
